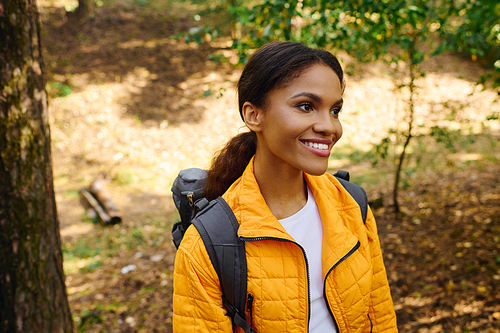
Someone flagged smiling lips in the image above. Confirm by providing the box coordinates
[300,139,332,157]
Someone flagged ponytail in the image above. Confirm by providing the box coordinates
[204,131,257,200]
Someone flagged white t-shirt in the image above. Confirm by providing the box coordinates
[278,186,338,333]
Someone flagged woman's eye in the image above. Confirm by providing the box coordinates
[330,108,342,116]
[298,103,313,112]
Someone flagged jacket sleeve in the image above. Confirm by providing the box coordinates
[173,225,233,332]
[363,206,398,333]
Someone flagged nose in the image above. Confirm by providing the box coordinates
[312,110,339,137]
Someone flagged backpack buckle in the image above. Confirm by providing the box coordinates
[194,198,210,212]
[187,192,194,205]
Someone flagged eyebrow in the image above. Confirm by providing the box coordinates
[289,92,343,105]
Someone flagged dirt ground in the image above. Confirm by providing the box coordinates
[39,0,500,332]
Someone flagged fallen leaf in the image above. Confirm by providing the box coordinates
[476,286,487,293]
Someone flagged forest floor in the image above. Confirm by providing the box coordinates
[38,0,500,332]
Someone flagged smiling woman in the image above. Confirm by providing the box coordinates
[245,63,344,184]
[173,42,398,333]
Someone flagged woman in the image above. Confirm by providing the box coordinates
[173,42,398,333]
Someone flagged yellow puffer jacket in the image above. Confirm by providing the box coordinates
[173,160,398,332]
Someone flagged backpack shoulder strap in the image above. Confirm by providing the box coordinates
[333,171,368,224]
[192,197,255,333]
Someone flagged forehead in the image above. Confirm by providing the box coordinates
[273,64,342,101]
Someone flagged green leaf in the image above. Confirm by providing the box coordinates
[212,29,219,42]
[263,24,272,37]
[432,43,446,56]
[49,81,72,97]
[193,33,203,45]
[487,112,499,121]
[170,32,184,40]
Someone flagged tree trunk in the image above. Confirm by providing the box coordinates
[393,40,417,213]
[0,0,74,332]
[77,0,94,17]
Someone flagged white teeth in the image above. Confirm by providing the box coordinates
[304,141,328,150]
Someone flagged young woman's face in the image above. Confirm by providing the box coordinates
[256,64,343,176]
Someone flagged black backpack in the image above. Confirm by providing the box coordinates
[171,168,368,333]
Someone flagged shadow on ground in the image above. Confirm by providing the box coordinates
[41,3,234,127]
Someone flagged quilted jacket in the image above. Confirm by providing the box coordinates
[173,160,398,332]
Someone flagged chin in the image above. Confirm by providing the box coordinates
[307,170,328,176]
[303,164,329,176]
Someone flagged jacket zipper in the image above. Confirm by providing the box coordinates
[323,240,361,332]
[246,293,254,327]
[241,236,312,333]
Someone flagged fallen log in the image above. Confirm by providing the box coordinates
[79,174,122,225]
[89,175,121,224]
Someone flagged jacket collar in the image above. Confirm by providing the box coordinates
[230,157,292,241]
[224,157,360,273]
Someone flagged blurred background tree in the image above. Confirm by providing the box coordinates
[438,0,500,103]
[0,0,74,331]
[77,0,94,17]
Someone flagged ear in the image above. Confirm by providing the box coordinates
[241,102,264,132]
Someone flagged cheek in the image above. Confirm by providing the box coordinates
[269,115,301,137]
[337,121,343,140]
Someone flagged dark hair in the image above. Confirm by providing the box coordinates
[204,42,345,200]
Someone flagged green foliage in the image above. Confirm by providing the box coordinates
[329,144,375,164]
[172,26,221,45]
[139,286,156,294]
[176,0,499,90]
[135,0,150,7]
[132,226,144,240]
[437,0,500,92]
[486,112,499,121]
[202,87,226,98]
[208,53,228,64]
[63,229,137,273]
[174,0,454,65]
[429,126,459,152]
[62,216,171,274]
[438,0,499,59]
[113,169,134,185]
[374,137,391,161]
[77,309,104,332]
[65,239,102,259]
[133,115,142,125]
[47,81,72,98]
[82,260,104,273]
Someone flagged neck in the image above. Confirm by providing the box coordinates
[253,152,307,220]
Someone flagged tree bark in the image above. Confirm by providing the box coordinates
[0,0,74,332]
[77,0,94,17]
